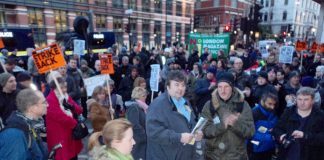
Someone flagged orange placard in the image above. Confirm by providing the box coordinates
[295,40,307,52]
[99,54,114,74]
[32,43,66,74]
[319,43,324,53]
[310,42,318,53]
[0,38,4,48]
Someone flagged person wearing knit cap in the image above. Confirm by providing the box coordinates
[251,71,278,105]
[284,71,301,96]
[0,72,18,123]
[201,71,255,160]
[16,71,32,90]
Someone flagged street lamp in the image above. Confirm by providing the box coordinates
[194,29,197,33]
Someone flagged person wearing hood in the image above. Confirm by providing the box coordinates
[80,59,95,79]
[118,66,139,102]
[125,87,148,160]
[251,71,278,106]
[201,72,255,160]
[0,89,48,159]
[0,72,17,124]
[187,50,200,71]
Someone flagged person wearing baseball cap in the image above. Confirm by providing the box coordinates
[201,71,255,160]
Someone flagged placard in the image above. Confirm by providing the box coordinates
[279,46,294,64]
[295,40,307,52]
[84,75,110,96]
[150,64,160,92]
[73,39,85,55]
[99,54,114,74]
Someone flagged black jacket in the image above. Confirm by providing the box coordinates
[0,90,17,123]
[273,106,324,160]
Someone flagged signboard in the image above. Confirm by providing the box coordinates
[279,46,294,64]
[84,75,110,96]
[320,43,324,53]
[188,33,230,56]
[0,38,4,48]
[73,39,85,55]
[99,54,114,74]
[150,64,160,92]
[259,41,269,58]
[32,43,66,74]
[310,42,318,53]
[295,40,307,52]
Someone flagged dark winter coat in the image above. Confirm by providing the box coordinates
[251,84,278,105]
[118,75,137,102]
[66,67,84,101]
[146,92,197,160]
[194,78,214,113]
[273,106,324,160]
[0,90,17,124]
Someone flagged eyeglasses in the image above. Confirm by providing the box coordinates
[38,100,48,106]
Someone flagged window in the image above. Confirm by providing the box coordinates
[176,23,181,42]
[166,0,172,15]
[54,10,68,33]
[129,0,137,10]
[113,17,123,31]
[28,8,46,47]
[270,0,274,6]
[0,5,6,27]
[75,12,87,16]
[261,0,264,6]
[154,0,162,13]
[213,0,219,7]
[185,24,191,44]
[154,21,161,47]
[96,14,106,29]
[130,18,137,45]
[142,0,150,12]
[231,0,237,8]
[185,3,191,17]
[264,13,268,21]
[265,0,269,7]
[284,0,288,5]
[112,1,123,8]
[142,20,150,48]
[270,12,273,20]
[282,11,287,21]
[166,22,172,44]
[75,0,87,3]
[176,1,182,16]
[94,0,106,6]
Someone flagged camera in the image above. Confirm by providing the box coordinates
[282,135,295,149]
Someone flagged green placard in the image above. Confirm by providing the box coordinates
[188,33,230,57]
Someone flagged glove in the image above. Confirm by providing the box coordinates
[62,99,75,111]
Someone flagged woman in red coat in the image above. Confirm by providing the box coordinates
[46,77,83,160]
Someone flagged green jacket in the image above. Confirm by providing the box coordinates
[201,88,255,160]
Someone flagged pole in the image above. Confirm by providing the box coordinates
[151,91,154,103]
[106,77,114,120]
[0,60,7,73]
[50,70,64,99]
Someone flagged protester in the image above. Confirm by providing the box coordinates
[0,89,48,159]
[273,87,324,160]
[201,72,255,160]
[118,67,139,102]
[92,119,135,160]
[146,70,203,160]
[16,71,32,90]
[46,77,83,160]
[103,79,124,118]
[0,72,17,124]
[66,57,85,103]
[251,71,278,105]
[125,87,148,160]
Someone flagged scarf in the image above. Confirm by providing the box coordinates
[135,99,149,113]
[54,91,73,117]
[107,148,133,160]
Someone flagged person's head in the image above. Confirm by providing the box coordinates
[257,71,268,86]
[113,56,119,66]
[131,87,147,102]
[267,68,277,82]
[314,54,321,62]
[57,65,67,76]
[102,119,135,155]
[94,60,101,72]
[68,58,78,69]
[16,89,47,119]
[50,77,67,94]
[16,72,32,88]
[288,71,300,86]
[46,70,62,84]
[217,59,226,70]
[260,93,278,111]
[130,67,138,78]
[282,63,292,74]
[292,57,300,67]
[315,65,324,78]
[206,67,216,80]
[217,72,235,101]
[266,55,276,64]
[80,60,89,71]
[132,56,141,65]
[166,70,187,100]
[296,87,315,112]
[103,79,115,93]
[133,77,146,89]
[276,69,285,81]
[192,63,200,73]
[0,72,16,93]
[122,56,129,66]
[233,57,243,72]
[92,86,106,102]
[5,58,16,72]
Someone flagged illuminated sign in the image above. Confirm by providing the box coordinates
[0,32,13,37]
[93,34,104,39]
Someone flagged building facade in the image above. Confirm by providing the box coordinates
[259,0,320,41]
[0,0,194,50]
[194,0,254,34]
[313,0,323,43]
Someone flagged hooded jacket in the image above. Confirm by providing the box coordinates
[201,88,255,160]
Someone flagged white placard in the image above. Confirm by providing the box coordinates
[150,64,160,92]
[259,41,269,58]
[84,75,110,96]
[279,46,294,64]
[73,39,85,55]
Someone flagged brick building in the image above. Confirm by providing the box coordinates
[194,0,254,34]
[0,0,194,50]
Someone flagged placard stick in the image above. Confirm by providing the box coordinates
[0,60,7,73]
[151,91,154,103]
[50,69,63,99]
[106,76,114,120]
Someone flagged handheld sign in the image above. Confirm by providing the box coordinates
[150,64,160,92]
[0,38,4,49]
[32,43,66,74]
[296,40,307,52]
[310,42,318,53]
[99,54,114,74]
[279,46,294,64]
[320,44,324,53]
[73,39,85,55]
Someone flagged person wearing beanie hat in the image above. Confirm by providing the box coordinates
[16,71,32,90]
[284,71,301,95]
[0,72,18,123]
[251,71,278,105]
[201,71,255,160]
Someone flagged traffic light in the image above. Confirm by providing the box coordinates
[288,24,292,32]
[125,24,130,33]
[282,32,287,37]
[224,25,231,32]
[194,16,200,28]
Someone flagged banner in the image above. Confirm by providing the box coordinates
[295,40,307,52]
[188,33,230,57]
[279,46,294,64]
[150,64,160,92]
[73,39,85,55]
[84,75,110,96]
[32,43,66,74]
[99,54,114,74]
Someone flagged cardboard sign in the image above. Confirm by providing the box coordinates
[259,41,269,58]
[320,43,324,53]
[99,54,114,74]
[32,43,66,74]
[310,42,318,53]
[0,38,4,48]
[84,75,110,96]
[73,39,85,55]
[296,40,307,52]
[150,64,160,92]
[279,46,294,64]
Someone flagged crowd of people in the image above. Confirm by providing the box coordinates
[0,43,324,160]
